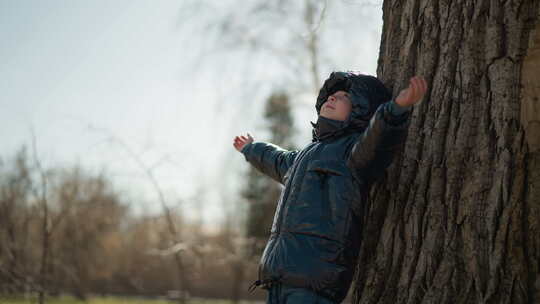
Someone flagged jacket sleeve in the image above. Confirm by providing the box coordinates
[347,100,411,185]
[241,142,299,185]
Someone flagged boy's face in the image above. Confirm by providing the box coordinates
[320,90,352,121]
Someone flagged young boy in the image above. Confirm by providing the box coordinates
[234,72,427,303]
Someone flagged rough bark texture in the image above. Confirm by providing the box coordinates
[353,1,540,303]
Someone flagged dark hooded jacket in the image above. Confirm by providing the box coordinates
[241,72,411,302]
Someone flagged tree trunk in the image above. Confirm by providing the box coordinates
[38,217,49,304]
[353,1,540,303]
[230,258,245,304]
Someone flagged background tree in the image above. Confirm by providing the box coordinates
[0,148,33,295]
[353,1,540,303]
[243,92,297,256]
[51,169,127,300]
[30,134,72,304]
[180,0,329,94]
[87,129,192,304]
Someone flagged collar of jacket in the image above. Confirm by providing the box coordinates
[311,116,349,142]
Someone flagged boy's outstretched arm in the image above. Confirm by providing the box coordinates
[234,133,298,185]
[348,76,427,185]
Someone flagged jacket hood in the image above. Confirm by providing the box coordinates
[312,72,392,141]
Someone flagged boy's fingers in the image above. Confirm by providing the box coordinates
[404,76,427,104]
[403,88,411,102]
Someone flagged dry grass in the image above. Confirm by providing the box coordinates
[0,296,262,304]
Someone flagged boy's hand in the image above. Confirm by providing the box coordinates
[395,76,428,107]
[233,133,254,152]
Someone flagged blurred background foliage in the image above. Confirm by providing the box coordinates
[0,0,382,303]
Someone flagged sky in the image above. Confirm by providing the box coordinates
[0,0,383,229]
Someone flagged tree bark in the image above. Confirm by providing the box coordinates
[353,1,540,303]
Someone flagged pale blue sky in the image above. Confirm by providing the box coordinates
[0,0,383,229]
